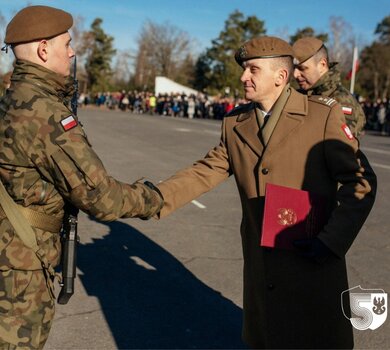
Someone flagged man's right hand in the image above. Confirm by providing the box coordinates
[138,181,164,220]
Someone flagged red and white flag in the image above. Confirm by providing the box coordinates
[342,124,354,140]
[342,106,353,115]
[60,115,77,131]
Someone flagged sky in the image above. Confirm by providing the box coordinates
[0,0,389,55]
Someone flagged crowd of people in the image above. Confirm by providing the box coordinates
[77,90,390,136]
[0,4,383,350]
[78,90,246,120]
[361,99,390,135]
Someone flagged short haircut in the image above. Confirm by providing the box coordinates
[312,46,329,66]
[270,56,294,80]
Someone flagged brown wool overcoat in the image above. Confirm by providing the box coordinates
[157,88,376,349]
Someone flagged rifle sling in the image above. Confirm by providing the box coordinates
[0,180,62,273]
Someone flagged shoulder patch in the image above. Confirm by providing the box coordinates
[60,115,78,131]
[341,124,354,140]
[225,102,254,118]
[309,95,338,107]
[341,106,353,115]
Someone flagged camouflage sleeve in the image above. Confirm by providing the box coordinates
[34,116,162,221]
[334,88,366,137]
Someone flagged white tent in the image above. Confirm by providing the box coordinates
[155,76,199,96]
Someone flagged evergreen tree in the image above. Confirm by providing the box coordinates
[194,10,266,95]
[358,30,390,100]
[85,18,116,93]
[375,15,390,44]
[289,27,328,44]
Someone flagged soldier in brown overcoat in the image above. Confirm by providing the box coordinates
[156,36,377,349]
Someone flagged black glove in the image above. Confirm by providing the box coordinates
[139,181,164,220]
[143,181,164,201]
[293,237,335,264]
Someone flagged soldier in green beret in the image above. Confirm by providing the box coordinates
[0,5,163,349]
[292,37,366,137]
[155,36,376,348]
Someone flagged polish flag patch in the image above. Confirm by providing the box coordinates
[342,106,353,115]
[60,115,77,131]
[342,124,354,140]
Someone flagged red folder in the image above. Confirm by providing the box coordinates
[261,183,328,250]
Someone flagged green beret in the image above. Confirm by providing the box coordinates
[5,5,73,45]
[292,37,324,64]
[235,36,294,66]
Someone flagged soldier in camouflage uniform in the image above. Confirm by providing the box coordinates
[0,72,12,98]
[292,37,365,137]
[0,6,163,349]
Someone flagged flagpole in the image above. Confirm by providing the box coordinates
[350,46,358,95]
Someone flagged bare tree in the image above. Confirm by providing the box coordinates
[133,20,195,89]
[69,16,93,92]
[0,10,12,75]
[327,16,355,73]
[112,49,135,87]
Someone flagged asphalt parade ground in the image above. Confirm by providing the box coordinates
[46,108,389,349]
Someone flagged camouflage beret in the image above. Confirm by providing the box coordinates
[235,36,294,66]
[5,5,73,45]
[292,37,324,64]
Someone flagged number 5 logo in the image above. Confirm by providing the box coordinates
[341,285,387,330]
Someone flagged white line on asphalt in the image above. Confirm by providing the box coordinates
[203,129,221,136]
[191,200,206,209]
[361,147,390,156]
[130,256,157,270]
[371,162,390,170]
[175,128,192,132]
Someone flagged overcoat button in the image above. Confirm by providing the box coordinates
[268,284,275,290]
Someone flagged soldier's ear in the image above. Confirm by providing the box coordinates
[275,68,288,86]
[318,57,328,74]
[37,40,49,62]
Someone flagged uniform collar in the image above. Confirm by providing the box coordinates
[306,63,340,96]
[11,59,75,103]
[237,86,308,122]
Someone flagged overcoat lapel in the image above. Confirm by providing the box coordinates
[234,108,265,158]
[263,89,308,155]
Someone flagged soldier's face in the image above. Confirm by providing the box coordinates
[240,58,280,104]
[293,56,325,90]
[47,32,75,77]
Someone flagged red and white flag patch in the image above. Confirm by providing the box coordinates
[60,115,77,131]
[342,124,354,140]
[342,106,352,115]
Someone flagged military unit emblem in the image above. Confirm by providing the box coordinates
[238,45,247,59]
[342,286,388,330]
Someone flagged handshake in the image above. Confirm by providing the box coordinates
[137,180,164,220]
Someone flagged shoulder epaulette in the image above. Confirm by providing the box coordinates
[308,95,338,108]
[225,102,254,118]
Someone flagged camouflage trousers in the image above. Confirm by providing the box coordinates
[0,269,55,349]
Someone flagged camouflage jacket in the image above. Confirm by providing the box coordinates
[301,64,366,137]
[0,60,162,270]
